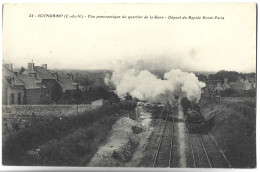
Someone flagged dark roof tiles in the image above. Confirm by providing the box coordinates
[34,66,56,79]
[18,74,42,89]
[2,65,25,86]
[57,76,77,91]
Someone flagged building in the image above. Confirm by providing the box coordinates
[22,63,63,102]
[18,74,46,104]
[222,78,231,90]
[57,75,78,93]
[3,62,85,105]
[2,64,25,105]
[56,74,81,104]
[229,76,253,92]
[91,99,104,107]
[245,76,256,89]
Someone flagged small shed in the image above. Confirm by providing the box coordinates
[91,99,104,107]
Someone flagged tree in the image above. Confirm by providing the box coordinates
[197,74,207,82]
[208,70,239,83]
[51,83,63,103]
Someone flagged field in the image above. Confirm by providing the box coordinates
[199,97,256,168]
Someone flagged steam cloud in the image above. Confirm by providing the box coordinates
[106,60,205,103]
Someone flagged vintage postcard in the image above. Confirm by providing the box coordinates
[1,3,257,169]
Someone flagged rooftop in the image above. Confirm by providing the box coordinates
[18,74,44,89]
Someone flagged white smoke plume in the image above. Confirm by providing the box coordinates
[107,60,205,103]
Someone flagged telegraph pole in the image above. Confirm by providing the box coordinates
[75,83,81,115]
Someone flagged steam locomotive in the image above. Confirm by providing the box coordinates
[181,97,206,134]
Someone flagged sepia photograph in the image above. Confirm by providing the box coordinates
[1,2,257,170]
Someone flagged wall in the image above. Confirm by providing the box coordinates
[3,104,92,116]
[42,79,62,98]
[24,88,45,104]
[2,104,93,134]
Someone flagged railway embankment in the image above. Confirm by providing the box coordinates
[199,97,256,168]
[88,106,154,167]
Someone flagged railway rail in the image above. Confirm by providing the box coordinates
[189,133,231,168]
[148,103,231,168]
[209,132,232,168]
[152,106,175,167]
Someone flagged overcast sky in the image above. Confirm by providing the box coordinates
[2,3,256,72]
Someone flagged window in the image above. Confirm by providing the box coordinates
[10,93,14,104]
[18,93,22,105]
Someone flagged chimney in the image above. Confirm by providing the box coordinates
[224,78,228,85]
[28,63,34,71]
[14,72,18,76]
[42,64,47,70]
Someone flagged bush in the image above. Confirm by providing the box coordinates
[132,125,144,134]
[221,88,256,97]
[221,88,238,97]
[2,103,124,165]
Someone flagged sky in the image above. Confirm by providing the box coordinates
[2,3,256,73]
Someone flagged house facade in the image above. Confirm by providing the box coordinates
[3,62,81,105]
[18,74,46,104]
[2,64,25,105]
[56,74,80,104]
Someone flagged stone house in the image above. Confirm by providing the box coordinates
[222,78,231,90]
[22,63,62,101]
[245,76,256,89]
[18,74,46,104]
[222,76,256,93]
[2,64,25,105]
[3,62,84,104]
[229,76,253,92]
[56,74,81,104]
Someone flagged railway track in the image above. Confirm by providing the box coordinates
[189,134,212,168]
[152,106,175,167]
[189,133,231,168]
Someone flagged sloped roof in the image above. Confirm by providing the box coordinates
[57,76,77,92]
[34,66,56,79]
[18,74,42,89]
[229,82,246,90]
[2,65,25,86]
[22,68,37,75]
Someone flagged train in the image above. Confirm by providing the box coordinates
[181,97,207,134]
